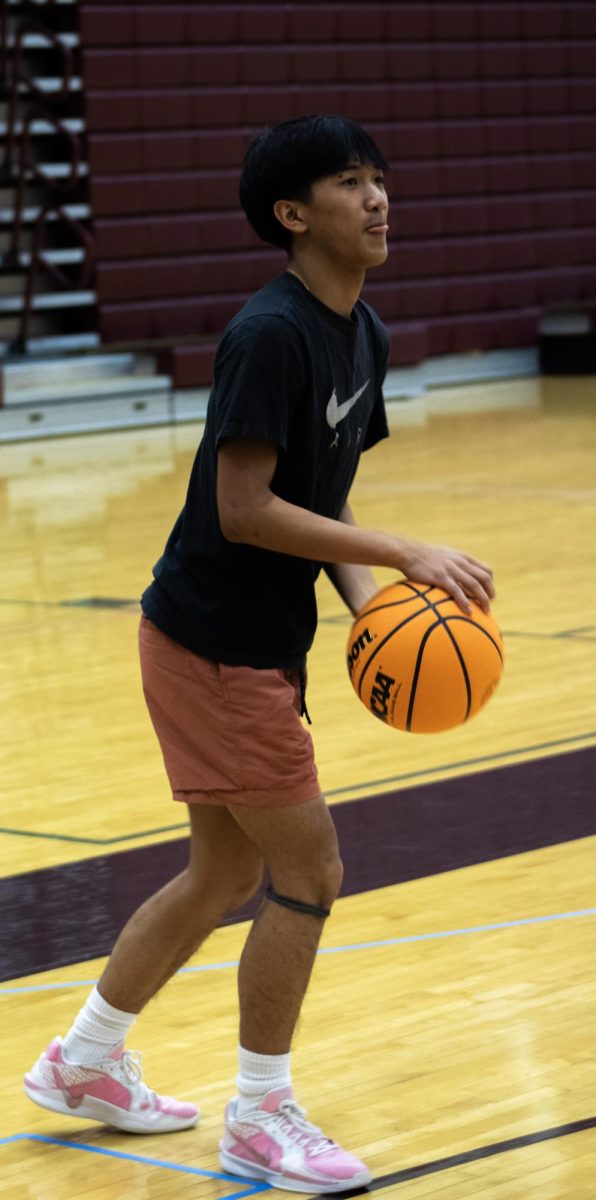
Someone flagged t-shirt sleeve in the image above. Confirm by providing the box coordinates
[211,315,306,452]
[363,314,390,451]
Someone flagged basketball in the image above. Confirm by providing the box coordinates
[347,580,504,734]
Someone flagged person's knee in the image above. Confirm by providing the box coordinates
[271,849,343,912]
[318,851,343,907]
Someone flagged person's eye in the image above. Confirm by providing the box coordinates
[341,177,358,187]
[375,175,386,187]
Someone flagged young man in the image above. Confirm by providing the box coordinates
[24,116,494,1193]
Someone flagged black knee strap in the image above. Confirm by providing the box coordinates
[265,883,330,920]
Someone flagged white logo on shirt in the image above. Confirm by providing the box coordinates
[326,380,370,430]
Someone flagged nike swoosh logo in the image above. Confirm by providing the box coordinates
[326,380,370,430]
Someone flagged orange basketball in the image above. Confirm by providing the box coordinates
[347,580,504,734]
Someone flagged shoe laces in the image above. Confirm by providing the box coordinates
[261,1098,337,1158]
[116,1050,156,1104]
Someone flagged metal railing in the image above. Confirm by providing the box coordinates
[5,106,81,261]
[2,16,73,173]
[13,201,94,351]
[1,0,94,351]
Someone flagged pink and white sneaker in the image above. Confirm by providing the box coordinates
[24,1038,198,1133]
[219,1086,372,1193]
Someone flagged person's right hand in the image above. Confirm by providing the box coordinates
[395,538,496,615]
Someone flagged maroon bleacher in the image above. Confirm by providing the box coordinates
[78,1,596,383]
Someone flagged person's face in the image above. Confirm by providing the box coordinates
[297,161,389,267]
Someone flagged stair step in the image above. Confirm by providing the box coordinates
[17,248,85,267]
[0,203,91,224]
[22,163,89,180]
[4,374,171,406]
[0,390,174,442]
[17,78,83,94]
[0,332,100,356]
[0,289,96,313]
[0,118,84,138]
[6,32,79,49]
[4,352,149,389]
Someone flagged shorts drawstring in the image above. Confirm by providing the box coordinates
[299,668,312,725]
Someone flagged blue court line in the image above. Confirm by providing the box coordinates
[313,906,596,956]
[1,907,594,996]
[0,1133,268,1198]
[1,731,594,847]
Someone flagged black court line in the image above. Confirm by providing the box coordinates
[0,597,136,609]
[0,732,594,848]
[1,746,595,981]
[327,730,596,797]
[311,1114,596,1197]
[0,821,188,846]
[2,595,595,642]
[504,628,596,643]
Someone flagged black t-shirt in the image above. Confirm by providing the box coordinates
[141,273,390,668]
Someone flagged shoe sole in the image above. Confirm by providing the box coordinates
[219,1147,372,1193]
[24,1080,199,1134]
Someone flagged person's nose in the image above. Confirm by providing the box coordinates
[365,183,387,213]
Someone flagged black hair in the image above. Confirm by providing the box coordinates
[239,114,389,251]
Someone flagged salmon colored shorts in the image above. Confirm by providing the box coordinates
[139,616,320,808]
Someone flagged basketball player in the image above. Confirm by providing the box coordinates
[25,116,494,1192]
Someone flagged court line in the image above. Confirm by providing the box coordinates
[2,593,596,639]
[0,821,187,846]
[327,731,596,797]
[311,1113,596,1196]
[3,594,595,643]
[0,1133,268,1198]
[4,1113,595,1199]
[1,731,594,847]
[1,906,594,996]
[360,481,596,500]
[3,1116,595,1200]
[0,597,136,609]
[503,627,596,643]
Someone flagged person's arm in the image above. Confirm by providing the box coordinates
[217,438,495,615]
[323,503,380,617]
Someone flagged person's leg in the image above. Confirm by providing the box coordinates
[97,804,263,1013]
[24,805,263,1132]
[219,795,371,1191]
[230,794,342,1055]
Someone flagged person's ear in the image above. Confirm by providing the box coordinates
[273,199,308,237]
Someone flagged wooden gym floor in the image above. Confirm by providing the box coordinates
[1,374,595,1198]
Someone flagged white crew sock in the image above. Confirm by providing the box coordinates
[61,986,138,1064]
[236,1046,293,1117]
